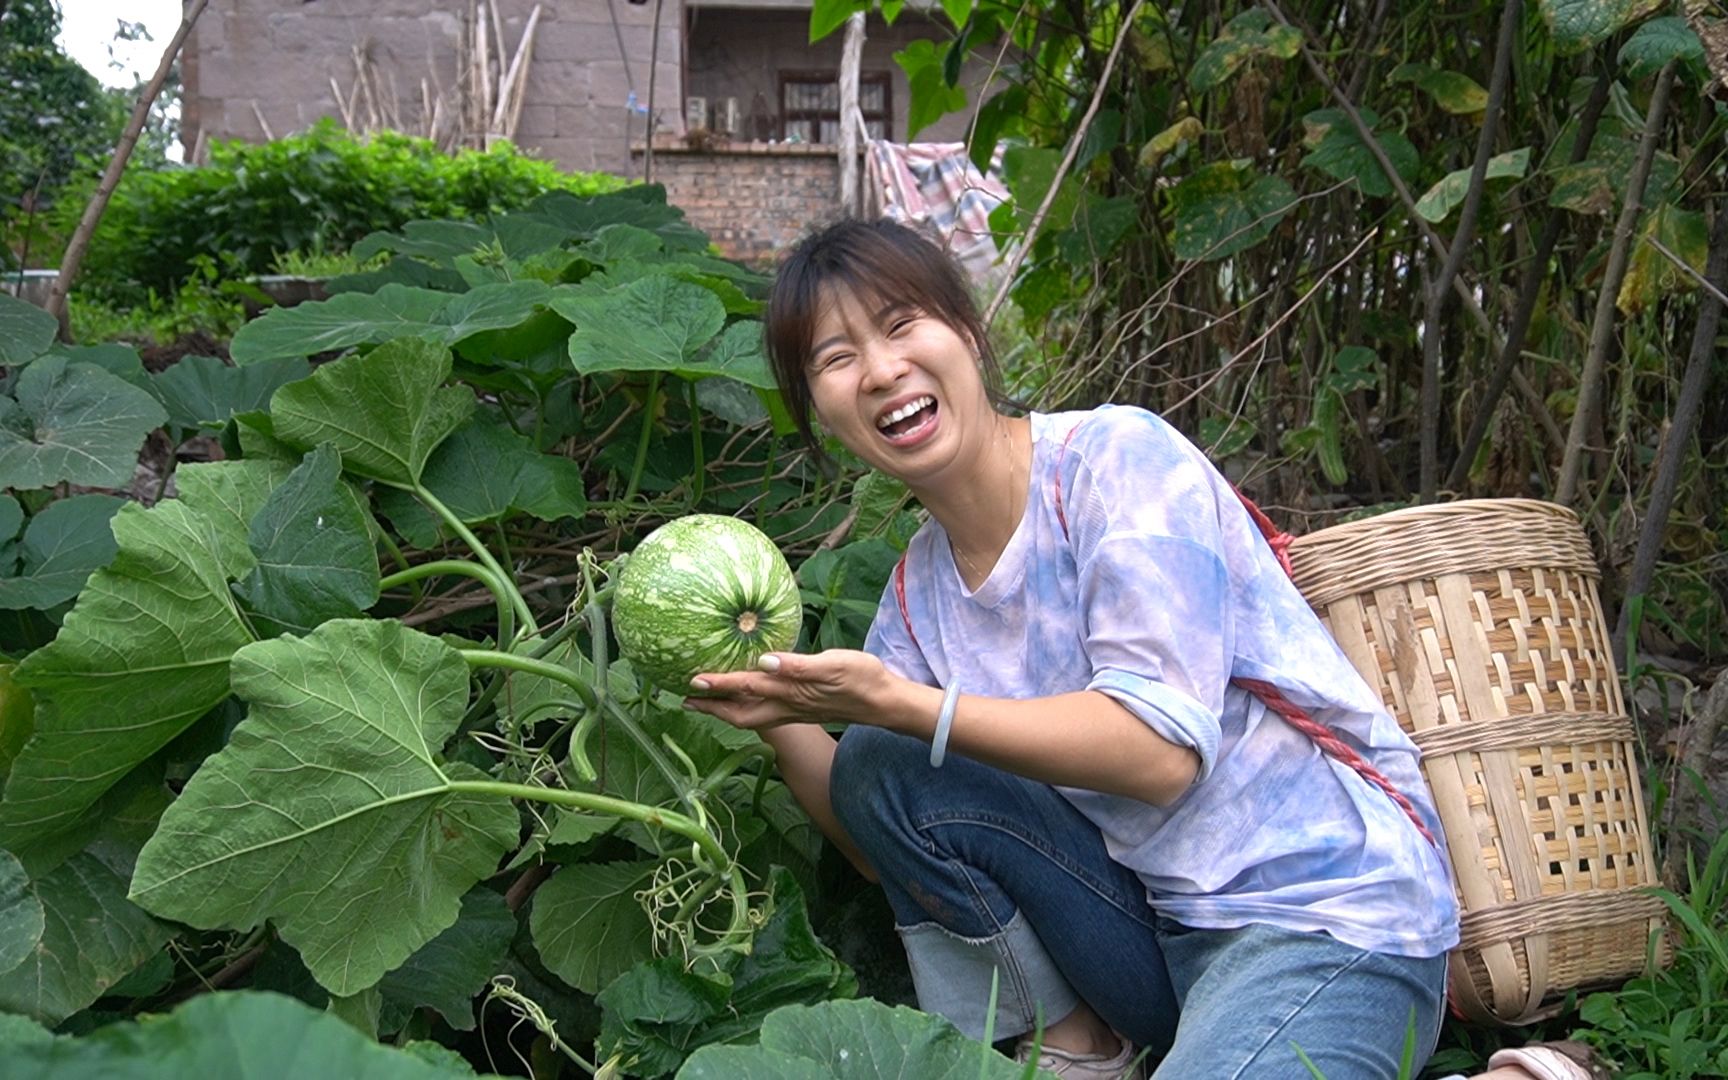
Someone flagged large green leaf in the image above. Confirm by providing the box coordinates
[999,146,1082,233]
[678,998,1039,1079]
[685,321,776,389]
[1188,9,1302,94]
[129,619,518,996]
[0,295,57,368]
[327,985,383,1038]
[1618,203,1709,315]
[49,344,150,391]
[579,223,665,264]
[1548,128,1680,217]
[809,0,870,42]
[377,887,515,1031]
[1547,159,1617,215]
[436,280,554,342]
[0,494,21,549]
[151,355,312,431]
[556,277,728,378]
[528,187,688,239]
[0,664,34,800]
[1414,148,1531,222]
[418,414,541,524]
[270,338,475,486]
[1619,16,1706,78]
[1300,108,1420,199]
[174,458,297,567]
[1055,194,1138,265]
[352,219,496,261]
[1390,65,1489,113]
[229,281,552,365]
[0,495,126,611]
[0,356,168,491]
[233,444,381,636]
[1168,162,1297,261]
[530,860,659,995]
[0,853,169,1025]
[514,453,589,524]
[0,848,43,973]
[894,39,968,138]
[1539,0,1663,55]
[1,502,253,853]
[410,411,588,525]
[1,990,493,1078]
[227,284,446,365]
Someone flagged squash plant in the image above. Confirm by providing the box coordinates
[0,186,912,1076]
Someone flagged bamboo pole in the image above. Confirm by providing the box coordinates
[492,4,544,136]
[46,0,211,341]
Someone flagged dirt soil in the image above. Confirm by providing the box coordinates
[139,331,231,373]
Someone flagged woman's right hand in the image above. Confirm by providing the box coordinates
[683,649,897,733]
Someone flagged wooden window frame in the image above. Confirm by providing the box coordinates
[777,69,892,145]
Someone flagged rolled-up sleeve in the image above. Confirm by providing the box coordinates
[1078,532,1232,782]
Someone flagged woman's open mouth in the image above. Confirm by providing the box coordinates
[875,396,938,444]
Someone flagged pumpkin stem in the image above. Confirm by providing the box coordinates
[736,611,760,634]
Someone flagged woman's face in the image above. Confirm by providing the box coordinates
[803,286,992,489]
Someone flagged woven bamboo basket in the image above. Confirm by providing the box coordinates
[1286,498,1667,1025]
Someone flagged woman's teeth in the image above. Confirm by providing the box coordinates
[877,396,934,430]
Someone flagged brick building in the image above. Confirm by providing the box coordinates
[182,0,982,264]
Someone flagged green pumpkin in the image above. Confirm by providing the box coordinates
[613,515,801,689]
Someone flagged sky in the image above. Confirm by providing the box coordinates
[56,0,186,89]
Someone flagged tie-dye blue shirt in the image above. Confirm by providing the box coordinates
[864,405,1460,958]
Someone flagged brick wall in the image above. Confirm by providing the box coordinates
[183,0,680,175]
[635,141,848,267]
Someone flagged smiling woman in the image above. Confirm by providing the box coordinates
[682,218,1464,1079]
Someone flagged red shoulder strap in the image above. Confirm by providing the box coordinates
[893,553,917,649]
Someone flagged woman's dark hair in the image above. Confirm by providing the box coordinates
[764,218,1008,454]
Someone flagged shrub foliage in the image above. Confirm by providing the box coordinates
[59,119,622,303]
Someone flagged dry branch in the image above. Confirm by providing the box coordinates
[1613,202,1728,665]
[1556,61,1678,506]
[1419,0,1520,502]
[45,0,211,340]
[984,0,1146,326]
[1446,72,1613,491]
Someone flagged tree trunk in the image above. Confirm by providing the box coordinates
[838,13,865,217]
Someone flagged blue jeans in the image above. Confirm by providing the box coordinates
[829,725,1448,1079]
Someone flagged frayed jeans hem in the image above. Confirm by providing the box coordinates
[896,910,1081,1042]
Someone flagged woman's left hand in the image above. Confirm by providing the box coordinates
[683,649,896,731]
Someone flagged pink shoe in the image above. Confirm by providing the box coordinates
[1485,1041,1611,1080]
[1015,1034,1147,1079]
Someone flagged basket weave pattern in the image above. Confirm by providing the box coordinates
[1288,499,1666,1025]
